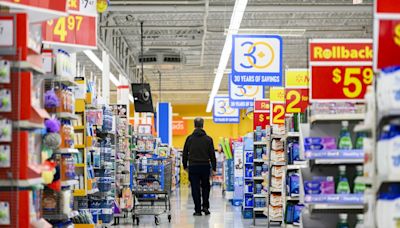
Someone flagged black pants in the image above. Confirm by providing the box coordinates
[189,165,211,213]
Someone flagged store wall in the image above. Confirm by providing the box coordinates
[172,104,253,149]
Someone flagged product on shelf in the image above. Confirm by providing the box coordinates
[337,214,349,228]
[338,121,353,150]
[336,166,351,194]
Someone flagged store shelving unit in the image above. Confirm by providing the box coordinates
[266,132,286,227]
[252,129,269,226]
[298,109,367,227]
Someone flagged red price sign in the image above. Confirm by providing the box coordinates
[42,13,96,48]
[375,19,400,70]
[254,99,270,112]
[0,0,68,13]
[270,103,285,125]
[311,65,373,100]
[376,0,400,14]
[285,88,309,113]
[253,99,270,130]
[254,112,270,130]
[310,40,373,101]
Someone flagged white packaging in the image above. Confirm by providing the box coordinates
[377,139,389,176]
[389,135,400,176]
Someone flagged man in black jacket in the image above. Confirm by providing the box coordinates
[183,117,216,216]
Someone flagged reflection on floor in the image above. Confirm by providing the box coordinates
[115,185,256,228]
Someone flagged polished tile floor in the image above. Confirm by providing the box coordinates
[115,186,259,227]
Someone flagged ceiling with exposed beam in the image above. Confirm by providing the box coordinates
[78,0,373,105]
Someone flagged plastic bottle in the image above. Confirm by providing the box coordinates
[353,166,366,194]
[355,132,366,150]
[336,214,349,228]
[336,166,350,194]
[354,214,364,228]
[338,121,353,150]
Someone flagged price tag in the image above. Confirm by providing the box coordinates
[42,13,96,48]
[254,112,270,129]
[0,19,13,47]
[270,103,285,125]
[253,99,270,130]
[310,39,373,101]
[311,65,373,100]
[68,0,97,16]
[285,88,309,113]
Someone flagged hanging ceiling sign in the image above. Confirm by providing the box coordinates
[285,69,310,113]
[231,35,283,86]
[309,39,373,101]
[269,87,285,125]
[374,0,400,70]
[213,95,240,124]
[253,99,270,130]
[229,74,264,109]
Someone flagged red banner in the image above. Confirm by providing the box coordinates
[253,99,270,130]
[270,103,285,125]
[254,99,270,112]
[310,42,373,62]
[42,13,96,48]
[376,0,400,14]
[0,0,68,12]
[311,65,373,100]
[375,19,400,70]
[285,88,309,113]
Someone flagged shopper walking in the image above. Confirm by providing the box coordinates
[183,117,216,216]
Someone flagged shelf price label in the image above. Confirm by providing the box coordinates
[42,13,96,49]
[253,99,270,130]
[309,39,373,101]
[68,0,97,16]
[270,103,285,125]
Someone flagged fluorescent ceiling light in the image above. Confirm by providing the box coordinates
[206,0,248,113]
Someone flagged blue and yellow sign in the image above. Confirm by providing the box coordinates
[213,95,240,123]
[229,74,264,109]
[232,35,283,86]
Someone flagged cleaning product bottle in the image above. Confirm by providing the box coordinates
[336,166,350,194]
[354,214,364,228]
[338,121,353,150]
[353,165,366,194]
[355,132,366,149]
[336,214,349,228]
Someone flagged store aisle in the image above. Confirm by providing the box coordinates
[116,186,253,228]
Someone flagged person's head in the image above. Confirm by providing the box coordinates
[194,117,204,129]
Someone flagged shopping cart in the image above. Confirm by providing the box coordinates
[131,157,172,225]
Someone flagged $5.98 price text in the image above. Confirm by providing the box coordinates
[311,65,373,100]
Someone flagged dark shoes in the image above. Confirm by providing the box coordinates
[202,208,211,215]
[193,212,202,216]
